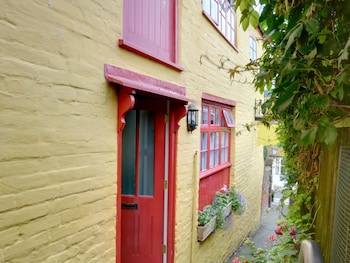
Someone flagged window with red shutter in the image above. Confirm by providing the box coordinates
[120,0,181,70]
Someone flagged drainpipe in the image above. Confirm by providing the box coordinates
[190,150,199,263]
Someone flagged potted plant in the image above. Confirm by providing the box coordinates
[197,205,216,241]
[227,187,246,215]
[212,190,232,227]
[213,185,246,227]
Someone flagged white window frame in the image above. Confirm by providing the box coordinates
[249,34,257,61]
[202,0,237,47]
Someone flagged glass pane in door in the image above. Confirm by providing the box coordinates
[139,110,155,196]
[122,110,137,195]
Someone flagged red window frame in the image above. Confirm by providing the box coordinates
[198,95,235,210]
[202,0,237,48]
[119,0,183,71]
[200,103,234,176]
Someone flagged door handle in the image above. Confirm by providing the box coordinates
[121,203,138,210]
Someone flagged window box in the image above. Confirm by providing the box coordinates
[197,215,217,242]
[197,205,217,241]
[221,201,232,219]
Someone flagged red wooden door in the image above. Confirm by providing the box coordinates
[121,109,165,263]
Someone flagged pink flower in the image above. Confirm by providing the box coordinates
[232,258,241,263]
[275,228,283,235]
[269,235,276,242]
[290,227,297,236]
[221,184,228,192]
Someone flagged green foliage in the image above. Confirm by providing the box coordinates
[228,0,350,261]
[198,205,216,226]
[198,186,246,228]
[212,192,231,227]
[235,0,350,147]
[212,186,245,227]
[235,219,313,263]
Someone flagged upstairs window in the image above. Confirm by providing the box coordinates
[249,34,257,61]
[120,0,181,70]
[202,0,236,47]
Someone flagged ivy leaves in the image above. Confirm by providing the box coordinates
[234,0,260,30]
[301,116,338,145]
[230,0,350,147]
[236,0,350,146]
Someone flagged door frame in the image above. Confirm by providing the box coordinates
[105,64,188,263]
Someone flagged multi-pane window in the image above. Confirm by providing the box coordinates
[200,103,235,172]
[202,0,236,46]
[249,34,257,61]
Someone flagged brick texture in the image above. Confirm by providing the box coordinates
[0,0,263,262]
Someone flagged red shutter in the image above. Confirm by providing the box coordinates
[123,0,176,63]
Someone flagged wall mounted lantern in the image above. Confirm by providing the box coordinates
[187,103,199,132]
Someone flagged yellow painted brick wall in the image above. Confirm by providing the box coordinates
[174,1,264,262]
[0,1,118,262]
[0,0,264,262]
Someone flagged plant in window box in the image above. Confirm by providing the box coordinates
[213,185,246,226]
[213,192,232,227]
[197,205,216,242]
[228,187,246,215]
[212,187,233,227]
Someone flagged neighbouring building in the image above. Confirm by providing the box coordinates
[0,1,264,262]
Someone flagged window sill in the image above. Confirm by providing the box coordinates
[200,163,231,180]
[119,39,184,72]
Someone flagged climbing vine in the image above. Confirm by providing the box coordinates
[233,0,350,205]
[228,0,350,260]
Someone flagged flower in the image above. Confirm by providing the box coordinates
[269,234,276,242]
[274,228,283,235]
[232,258,241,263]
[220,184,228,193]
[290,227,297,236]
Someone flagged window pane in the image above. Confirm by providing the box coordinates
[220,132,229,164]
[210,150,215,168]
[201,132,208,171]
[139,110,155,196]
[201,152,207,171]
[202,106,208,125]
[210,132,219,168]
[201,132,208,150]
[221,148,228,163]
[209,132,215,168]
[214,149,219,166]
[210,132,216,148]
[214,131,219,147]
[202,0,210,14]
[122,111,137,195]
[250,36,257,60]
[223,109,235,127]
[211,0,218,23]
[211,107,220,125]
[221,132,228,147]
